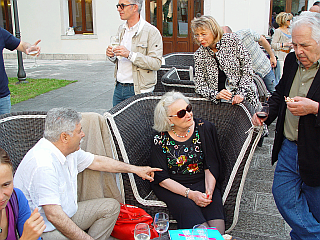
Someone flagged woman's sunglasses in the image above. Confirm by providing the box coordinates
[116,3,136,10]
[169,104,192,118]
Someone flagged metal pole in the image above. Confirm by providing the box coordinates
[12,0,27,83]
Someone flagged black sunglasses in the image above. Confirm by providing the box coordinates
[116,3,136,10]
[169,104,192,118]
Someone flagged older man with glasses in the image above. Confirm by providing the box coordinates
[106,0,163,107]
[253,12,320,239]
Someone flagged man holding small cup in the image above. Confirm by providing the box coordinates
[106,0,163,106]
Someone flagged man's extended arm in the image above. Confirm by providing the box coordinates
[258,36,277,68]
[88,155,162,181]
[16,40,41,56]
[43,205,93,240]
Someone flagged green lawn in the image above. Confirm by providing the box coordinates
[8,77,77,105]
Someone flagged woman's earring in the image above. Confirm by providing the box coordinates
[170,123,174,127]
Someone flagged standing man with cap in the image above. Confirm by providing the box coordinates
[106,0,163,106]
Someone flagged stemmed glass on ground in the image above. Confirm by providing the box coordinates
[154,212,169,238]
[192,224,208,239]
[134,223,151,240]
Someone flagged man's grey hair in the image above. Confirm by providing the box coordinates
[291,11,320,43]
[128,0,143,13]
[44,108,82,142]
[153,91,190,132]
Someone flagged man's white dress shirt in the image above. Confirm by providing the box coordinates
[117,20,140,84]
[14,138,94,232]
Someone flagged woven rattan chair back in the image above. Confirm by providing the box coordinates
[105,92,262,232]
[161,67,195,93]
[163,52,194,67]
[0,111,47,172]
[155,65,190,92]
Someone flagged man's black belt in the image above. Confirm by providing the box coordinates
[117,81,133,86]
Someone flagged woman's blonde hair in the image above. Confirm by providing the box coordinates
[191,15,224,46]
[153,91,190,132]
[276,12,293,27]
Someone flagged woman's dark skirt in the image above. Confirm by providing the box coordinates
[152,179,225,229]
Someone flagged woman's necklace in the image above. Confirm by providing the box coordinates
[171,126,191,138]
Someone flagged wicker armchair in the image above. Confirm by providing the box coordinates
[161,67,195,93]
[104,92,262,232]
[0,111,47,172]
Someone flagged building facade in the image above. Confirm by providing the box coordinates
[1,0,316,59]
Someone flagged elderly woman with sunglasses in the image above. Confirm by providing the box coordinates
[149,91,225,234]
[191,16,260,110]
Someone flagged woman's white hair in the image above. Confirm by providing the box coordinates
[153,91,190,132]
[44,108,82,142]
[291,11,320,43]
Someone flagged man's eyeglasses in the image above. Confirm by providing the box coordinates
[116,3,136,10]
[169,104,192,118]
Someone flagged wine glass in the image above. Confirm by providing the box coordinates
[153,212,169,238]
[225,78,236,103]
[256,102,269,121]
[134,223,150,240]
[28,50,39,68]
[192,224,208,239]
[110,35,120,54]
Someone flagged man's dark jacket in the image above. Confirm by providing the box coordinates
[265,52,320,187]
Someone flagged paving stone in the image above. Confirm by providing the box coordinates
[254,192,280,216]
[230,212,290,238]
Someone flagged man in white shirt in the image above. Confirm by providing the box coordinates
[14,107,161,240]
[106,0,163,106]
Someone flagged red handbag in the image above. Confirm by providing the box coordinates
[111,203,159,240]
